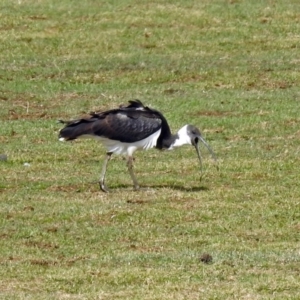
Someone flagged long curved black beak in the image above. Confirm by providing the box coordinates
[194,135,218,179]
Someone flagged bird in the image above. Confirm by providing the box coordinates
[58,99,216,192]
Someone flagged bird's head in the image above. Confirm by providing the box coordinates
[182,125,217,178]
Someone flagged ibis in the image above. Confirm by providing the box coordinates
[59,100,216,192]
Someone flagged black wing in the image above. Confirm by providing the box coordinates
[92,109,163,142]
[59,100,165,143]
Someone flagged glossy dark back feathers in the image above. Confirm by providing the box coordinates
[59,100,174,146]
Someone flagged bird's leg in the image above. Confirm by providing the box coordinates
[99,152,112,192]
[127,156,140,190]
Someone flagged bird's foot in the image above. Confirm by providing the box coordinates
[133,185,140,191]
[133,186,154,192]
[99,181,109,193]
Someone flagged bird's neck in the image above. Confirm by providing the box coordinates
[155,114,190,150]
[167,125,192,150]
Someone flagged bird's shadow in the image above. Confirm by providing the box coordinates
[97,183,209,193]
[58,181,210,194]
[144,184,209,192]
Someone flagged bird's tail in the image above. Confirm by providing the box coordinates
[58,119,95,141]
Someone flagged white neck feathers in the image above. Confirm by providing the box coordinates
[169,125,192,149]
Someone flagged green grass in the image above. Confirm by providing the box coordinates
[1,0,300,299]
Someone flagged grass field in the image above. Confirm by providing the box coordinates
[1,0,300,299]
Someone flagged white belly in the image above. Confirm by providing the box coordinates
[87,129,161,156]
